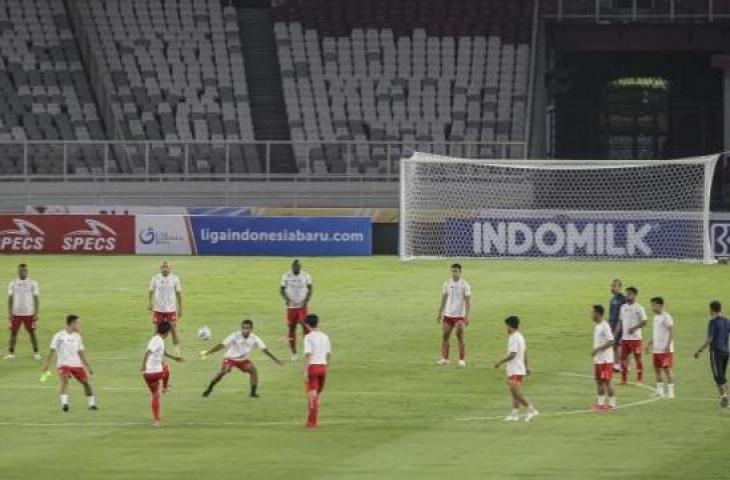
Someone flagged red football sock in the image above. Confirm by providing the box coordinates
[151,393,160,421]
[635,355,643,382]
[162,367,170,389]
[307,392,319,426]
[621,359,628,383]
[288,331,296,353]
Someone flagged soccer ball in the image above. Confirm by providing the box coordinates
[197,326,212,341]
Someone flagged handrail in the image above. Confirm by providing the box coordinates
[541,0,729,20]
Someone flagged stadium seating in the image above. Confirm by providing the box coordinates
[78,0,260,174]
[273,0,533,173]
[0,0,105,175]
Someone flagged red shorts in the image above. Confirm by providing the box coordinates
[222,358,253,372]
[594,363,614,382]
[508,375,524,384]
[58,365,88,383]
[143,365,170,393]
[621,339,642,356]
[153,311,177,325]
[653,352,674,369]
[287,307,309,330]
[443,316,465,328]
[307,364,327,393]
[9,315,36,333]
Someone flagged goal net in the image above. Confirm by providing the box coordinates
[399,152,719,263]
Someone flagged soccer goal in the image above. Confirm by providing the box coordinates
[399,152,719,263]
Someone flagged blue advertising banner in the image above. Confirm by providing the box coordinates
[189,216,371,256]
[446,218,703,259]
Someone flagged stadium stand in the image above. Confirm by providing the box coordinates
[78,0,260,174]
[0,0,105,175]
[273,0,534,173]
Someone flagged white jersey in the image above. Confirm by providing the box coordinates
[652,312,675,353]
[145,335,166,374]
[222,331,266,359]
[506,331,526,376]
[281,271,312,308]
[304,330,331,365]
[442,278,471,318]
[620,302,647,341]
[149,273,181,313]
[8,278,39,316]
[593,321,615,364]
[50,330,84,368]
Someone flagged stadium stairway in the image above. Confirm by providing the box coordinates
[237,3,296,173]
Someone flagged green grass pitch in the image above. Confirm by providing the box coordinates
[0,256,728,480]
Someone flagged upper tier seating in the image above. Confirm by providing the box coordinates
[0,0,106,175]
[273,0,533,174]
[79,0,260,174]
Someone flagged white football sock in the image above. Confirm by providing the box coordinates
[87,396,96,407]
[60,394,69,406]
[608,396,617,407]
[597,395,606,406]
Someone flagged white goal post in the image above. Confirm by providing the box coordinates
[399,152,719,264]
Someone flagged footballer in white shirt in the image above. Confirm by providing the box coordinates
[591,305,617,411]
[303,314,331,428]
[279,259,313,360]
[646,297,675,399]
[141,321,184,427]
[616,286,648,385]
[148,260,183,356]
[201,319,283,398]
[41,315,96,412]
[436,263,471,367]
[5,263,41,360]
[494,316,538,422]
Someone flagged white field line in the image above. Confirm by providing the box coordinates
[455,371,661,421]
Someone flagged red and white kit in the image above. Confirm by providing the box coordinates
[304,330,331,427]
[506,331,526,384]
[619,302,647,383]
[652,312,675,369]
[221,331,267,372]
[281,270,312,329]
[593,320,615,381]
[8,277,39,332]
[50,329,87,382]
[149,273,181,324]
[441,278,471,327]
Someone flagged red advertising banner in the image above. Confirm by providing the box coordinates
[0,215,134,254]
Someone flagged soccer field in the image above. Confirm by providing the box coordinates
[0,256,728,480]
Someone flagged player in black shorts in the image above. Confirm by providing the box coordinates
[694,301,730,408]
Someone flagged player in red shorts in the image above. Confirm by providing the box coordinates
[494,316,538,422]
[41,315,97,412]
[436,263,471,367]
[615,286,647,385]
[148,260,183,356]
[141,321,183,427]
[591,305,617,411]
[200,319,283,398]
[303,314,331,428]
[5,263,41,360]
[280,259,313,361]
[645,296,675,399]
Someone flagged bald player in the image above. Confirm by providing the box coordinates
[148,260,183,356]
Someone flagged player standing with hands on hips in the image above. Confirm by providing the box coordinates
[280,259,312,361]
[148,260,183,356]
[6,263,41,360]
[436,263,471,367]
